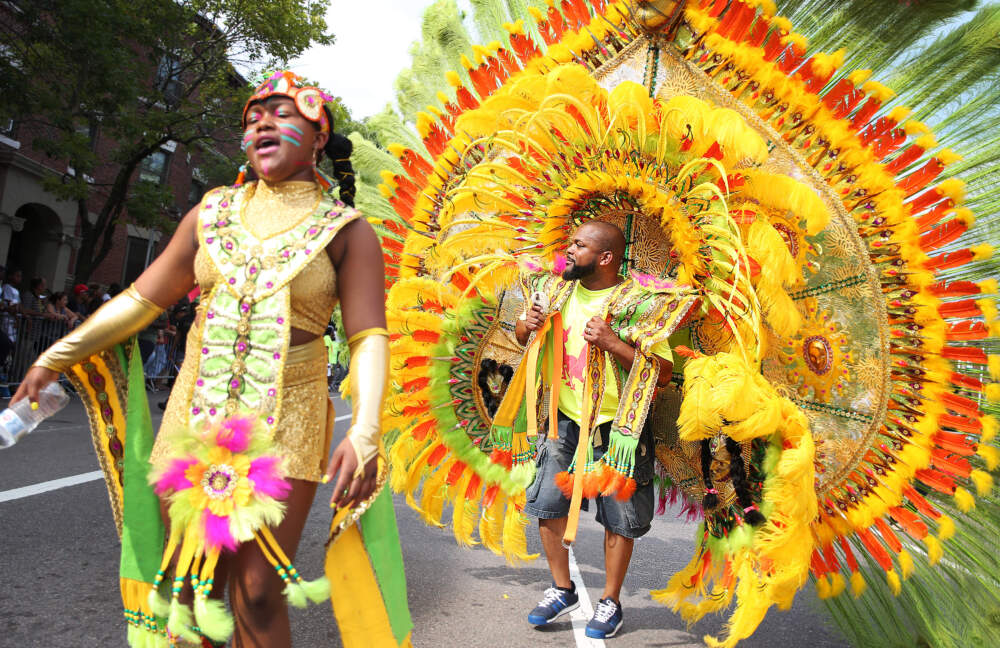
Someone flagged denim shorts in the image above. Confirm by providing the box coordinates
[522,413,655,539]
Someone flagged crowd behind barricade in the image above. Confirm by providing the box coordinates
[0,264,197,399]
[0,263,349,401]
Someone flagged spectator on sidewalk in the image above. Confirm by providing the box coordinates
[24,277,50,316]
[137,310,169,366]
[0,266,16,372]
[68,284,89,315]
[2,268,23,342]
[46,292,82,328]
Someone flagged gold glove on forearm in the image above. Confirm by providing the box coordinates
[34,285,164,373]
[345,327,390,477]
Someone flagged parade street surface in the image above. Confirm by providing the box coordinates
[0,394,849,648]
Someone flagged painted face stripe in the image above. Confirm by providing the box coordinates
[280,123,304,136]
[280,134,302,147]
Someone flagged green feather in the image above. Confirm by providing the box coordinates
[193,596,234,642]
[166,598,199,643]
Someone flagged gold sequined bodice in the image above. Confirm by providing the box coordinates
[194,180,337,335]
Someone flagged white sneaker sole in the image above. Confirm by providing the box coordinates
[529,600,580,626]
[586,617,623,639]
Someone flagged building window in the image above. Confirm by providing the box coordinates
[74,119,99,151]
[0,116,14,138]
[155,55,182,106]
[139,149,171,184]
[122,236,155,285]
[188,178,206,208]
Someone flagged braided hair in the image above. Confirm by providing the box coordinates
[318,105,356,207]
[700,438,719,509]
[725,437,766,526]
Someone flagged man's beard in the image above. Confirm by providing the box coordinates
[562,258,596,280]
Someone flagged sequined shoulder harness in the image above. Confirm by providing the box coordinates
[189,184,359,433]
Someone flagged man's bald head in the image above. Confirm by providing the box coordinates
[578,220,626,266]
[562,220,627,282]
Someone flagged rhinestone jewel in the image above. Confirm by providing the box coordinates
[201,463,238,500]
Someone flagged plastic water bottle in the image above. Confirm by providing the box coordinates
[0,382,70,449]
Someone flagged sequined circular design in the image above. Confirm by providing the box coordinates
[201,463,239,500]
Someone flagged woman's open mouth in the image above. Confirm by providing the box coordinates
[254,135,280,155]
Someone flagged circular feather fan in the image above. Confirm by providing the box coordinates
[364,2,1000,646]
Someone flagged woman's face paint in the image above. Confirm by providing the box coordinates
[278,124,303,147]
[242,97,325,184]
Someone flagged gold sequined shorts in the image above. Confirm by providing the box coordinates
[153,336,335,482]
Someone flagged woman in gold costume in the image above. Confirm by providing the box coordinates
[15,71,390,648]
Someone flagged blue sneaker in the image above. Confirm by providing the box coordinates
[585,597,623,638]
[528,584,579,626]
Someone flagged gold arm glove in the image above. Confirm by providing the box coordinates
[34,285,165,373]
[345,327,390,477]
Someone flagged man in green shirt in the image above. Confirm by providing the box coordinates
[512,221,687,639]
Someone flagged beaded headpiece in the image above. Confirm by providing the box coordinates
[242,70,332,132]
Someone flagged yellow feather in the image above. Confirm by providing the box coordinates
[478,492,507,556]
[898,550,914,580]
[982,416,998,443]
[815,575,831,599]
[451,474,480,548]
[850,571,866,598]
[501,498,539,565]
[886,569,901,596]
[977,443,999,469]
[925,535,943,566]
[953,486,975,512]
[829,572,846,598]
[418,463,451,527]
[970,469,993,496]
[938,515,955,540]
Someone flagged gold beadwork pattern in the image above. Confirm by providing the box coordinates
[154,337,333,482]
[193,184,338,337]
[241,180,321,239]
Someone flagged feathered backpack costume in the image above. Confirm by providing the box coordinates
[348,1,1000,646]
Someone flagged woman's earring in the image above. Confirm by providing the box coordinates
[235,163,249,186]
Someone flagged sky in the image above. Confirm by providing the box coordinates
[291,1,441,120]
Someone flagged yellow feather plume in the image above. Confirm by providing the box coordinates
[829,572,846,598]
[970,469,993,496]
[938,515,955,540]
[897,550,914,580]
[452,476,480,548]
[478,492,507,556]
[501,498,539,565]
[850,571,866,598]
[925,535,943,566]
[954,486,975,512]
[418,463,452,527]
[977,443,999,469]
[886,569,902,596]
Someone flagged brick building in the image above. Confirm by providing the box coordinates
[0,10,242,293]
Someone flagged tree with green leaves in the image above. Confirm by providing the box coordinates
[0,0,338,282]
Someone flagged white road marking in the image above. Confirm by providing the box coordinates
[568,547,606,647]
[0,415,352,504]
[0,470,103,503]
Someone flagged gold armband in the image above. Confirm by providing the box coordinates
[34,285,165,373]
[345,327,390,477]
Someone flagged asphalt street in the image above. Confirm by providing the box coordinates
[0,393,850,648]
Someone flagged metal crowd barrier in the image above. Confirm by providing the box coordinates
[0,314,71,391]
[0,314,185,396]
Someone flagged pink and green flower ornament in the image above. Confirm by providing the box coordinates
[148,413,329,644]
